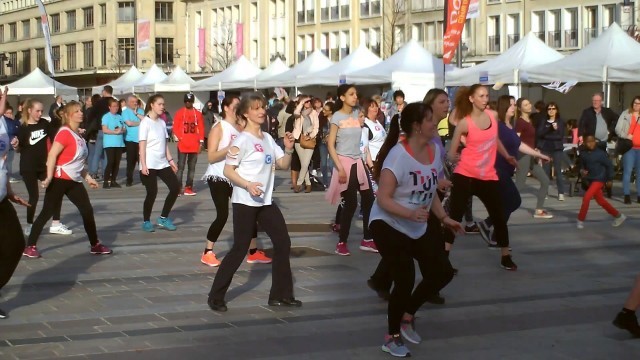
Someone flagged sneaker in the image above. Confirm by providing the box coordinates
[23,246,41,258]
[624,195,632,204]
[142,221,155,232]
[381,335,411,357]
[111,182,122,188]
[477,221,492,245]
[201,251,221,267]
[500,255,518,271]
[126,181,133,187]
[335,242,350,256]
[49,223,72,235]
[613,311,640,337]
[576,220,584,229]
[24,224,32,236]
[533,209,554,219]
[464,223,480,233]
[331,223,340,233]
[247,249,272,264]
[90,243,113,255]
[400,317,422,344]
[359,239,379,253]
[558,194,565,201]
[183,186,196,196]
[157,217,177,231]
[9,177,20,183]
[612,213,627,227]
[0,308,7,319]
[207,298,228,312]
[103,181,111,189]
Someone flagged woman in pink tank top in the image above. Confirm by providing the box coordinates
[445,85,519,271]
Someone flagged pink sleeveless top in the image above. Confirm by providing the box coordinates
[454,110,498,181]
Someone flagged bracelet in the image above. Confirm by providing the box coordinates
[168,159,174,163]
[285,148,294,155]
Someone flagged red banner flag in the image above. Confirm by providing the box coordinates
[442,0,470,64]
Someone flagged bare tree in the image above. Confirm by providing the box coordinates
[203,20,236,72]
[383,0,405,58]
[627,25,640,42]
[108,47,128,74]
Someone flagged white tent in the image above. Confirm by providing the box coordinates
[125,64,168,94]
[235,58,290,89]
[445,32,564,86]
[527,23,640,83]
[260,49,334,88]
[192,55,262,91]
[134,66,195,93]
[91,66,143,95]
[5,68,77,96]
[296,44,382,86]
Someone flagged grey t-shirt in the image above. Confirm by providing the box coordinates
[595,112,608,141]
[331,110,362,159]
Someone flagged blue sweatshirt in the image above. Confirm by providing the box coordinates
[580,147,614,182]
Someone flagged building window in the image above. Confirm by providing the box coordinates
[52,46,61,71]
[84,7,94,28]
[321,0,351,22]
[83,41,94,68]
[100,4,107,25]
[8,52,17,75]
[35,18,43,37]
[488,15,501,52]
[564,8,578,48]
[67,10,77,31]
[361,27,380,56]
[22,50,30,74]
[22,20,30,39]
[155,37,174,64]
[100,39,107,66]
[67,44,77,70]
[506,13,520,48]
[117,38,135,64]
[393,25,404,52]
[0,25,4,43]
[118,2,135,22]
[547,9,561,48]
[36,48,46,71]
[155,2,173,22]
[9,22,17,41]
[531,11,545,42]
[51,14,60,33]
[603,4,617,29]
[297,0,315,24]
[360,0,381,17]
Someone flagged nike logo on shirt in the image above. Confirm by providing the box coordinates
[30,130,47,145]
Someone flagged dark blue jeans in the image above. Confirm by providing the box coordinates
[484,169,522,228]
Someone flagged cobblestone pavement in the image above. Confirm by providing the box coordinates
[1,150,640,359]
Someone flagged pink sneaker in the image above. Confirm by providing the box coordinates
[335,242,350,256]
[90,243,113,255]
[23,246,41,258]
[359,239,378,253]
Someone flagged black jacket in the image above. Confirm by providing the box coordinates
[577,107,618,141]
[580,147,614,183]
[537,117,565,152]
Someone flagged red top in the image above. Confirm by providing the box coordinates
[628,115,640,149]
[54,128,85,180]
[454,110,499,181]
[173,107,205,153]
[515,118,536,148]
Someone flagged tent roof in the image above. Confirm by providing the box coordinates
[349,39,444,84]
[134,66,195,93]
[527,23,640,82]
[232,58,291,89]
[296,44,382,86]
[92,66,143,95]
[192,56,262,91]
[131,64,168,87]
[260,50,334,88]
[5,68,77,96]
[446,32,564,86]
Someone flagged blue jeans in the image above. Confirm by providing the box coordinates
[622,148,640,196]
[88,131,106,175]
[542,149,566,195]
[319,143,332,185]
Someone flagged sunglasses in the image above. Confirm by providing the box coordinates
[547,107,557,110]
[633,102,640,106]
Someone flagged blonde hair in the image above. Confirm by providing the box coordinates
[59,101,82,127]
[20,99,42,125]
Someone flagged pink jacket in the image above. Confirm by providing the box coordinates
[293,103,319,140]
[325,155,370,205]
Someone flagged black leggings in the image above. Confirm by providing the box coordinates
[209,203,293,301]
[0,199,25,291]
[28,178,99,247]
[21,171,61,224]
[339,163,374,243]
[207,179,259,243]
[104,147,123,183]
[371,219,454,335]
[444,173,508,247]
[140,167,180,222]
[125,141,139,184]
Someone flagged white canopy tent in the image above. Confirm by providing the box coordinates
[445,32,564,87]
[192,55,262,91]
[125,64,168,94]
[91,66,143,95]
[234,58,290,89]
[259,49,334,88]
[134,66,195,93]
[296,44,382,87]
[5,68,77,97]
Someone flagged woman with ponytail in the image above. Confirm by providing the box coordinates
[370,102,463,357]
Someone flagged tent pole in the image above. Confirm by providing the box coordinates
[602,65,609,107]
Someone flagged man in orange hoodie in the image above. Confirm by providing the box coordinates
[173,93,204,196]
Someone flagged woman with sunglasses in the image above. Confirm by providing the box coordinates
[537,101,570,203]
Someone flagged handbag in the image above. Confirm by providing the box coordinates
[300,134,316,149]
[616,138,633,156]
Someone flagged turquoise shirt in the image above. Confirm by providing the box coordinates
[122,107,144,143]
[102,112,125,148]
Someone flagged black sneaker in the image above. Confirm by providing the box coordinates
[103,181,111,189]
[624,195,631,204]
[425,292,445,305]
[465,223,480,234]
[0,308,7,319]
[500,255,518,271]
[207,298,228,312]
[478,221,492,244]
[613,311,640,337]
[126,181,133,187]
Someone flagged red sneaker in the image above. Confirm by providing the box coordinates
[247,249,272,264]
[201,251,221,267]
[335,242,350,256]
[184,186,196,196]
[23,246,41,258]
[90,243,113,255]
[359,239,378,253]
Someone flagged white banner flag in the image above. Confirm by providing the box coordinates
[35,0,55,76]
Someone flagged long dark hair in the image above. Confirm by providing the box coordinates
[145,94,164,115]
[546,101,561,119]
[374,103,433,181]
[333,84,356,113]
[515,97,529,119]
[221,95,239,118]
[453,84,484,121]
[496,95,512,123]
[423,88,447,106]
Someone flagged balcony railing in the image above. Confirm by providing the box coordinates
[297,11,304,23]
[533,31,545,42]
[507,34,520,48]
[584,28,598,46]
[321,8,329,20]
[488,35,500,52]
[306,10,314,23]
[547,30,561,48]
[297,51,306,63]
[564,29,578,47]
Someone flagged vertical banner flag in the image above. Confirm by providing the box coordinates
[235,23,244,59]
[137,19,151,51]
[442,0,470,64]
[35,0,55,76]
[198,28,206,68]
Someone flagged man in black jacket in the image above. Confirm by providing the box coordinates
[578,92,619,146]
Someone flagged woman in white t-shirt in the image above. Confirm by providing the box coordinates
[369,103,463,357]
[362,97,387,163]
[138,95,180,232]
[207,93,298,312]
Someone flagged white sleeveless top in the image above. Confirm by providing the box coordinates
[202,120,241,183]
[364,118,387,162]
[55,127,89,182]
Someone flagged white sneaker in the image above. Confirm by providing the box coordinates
[9,177,20,183]
[576,221,584,229]
[24,224,32,236]
[558,194,565,201]
[49,223,73,235]
[612,213,627,227]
